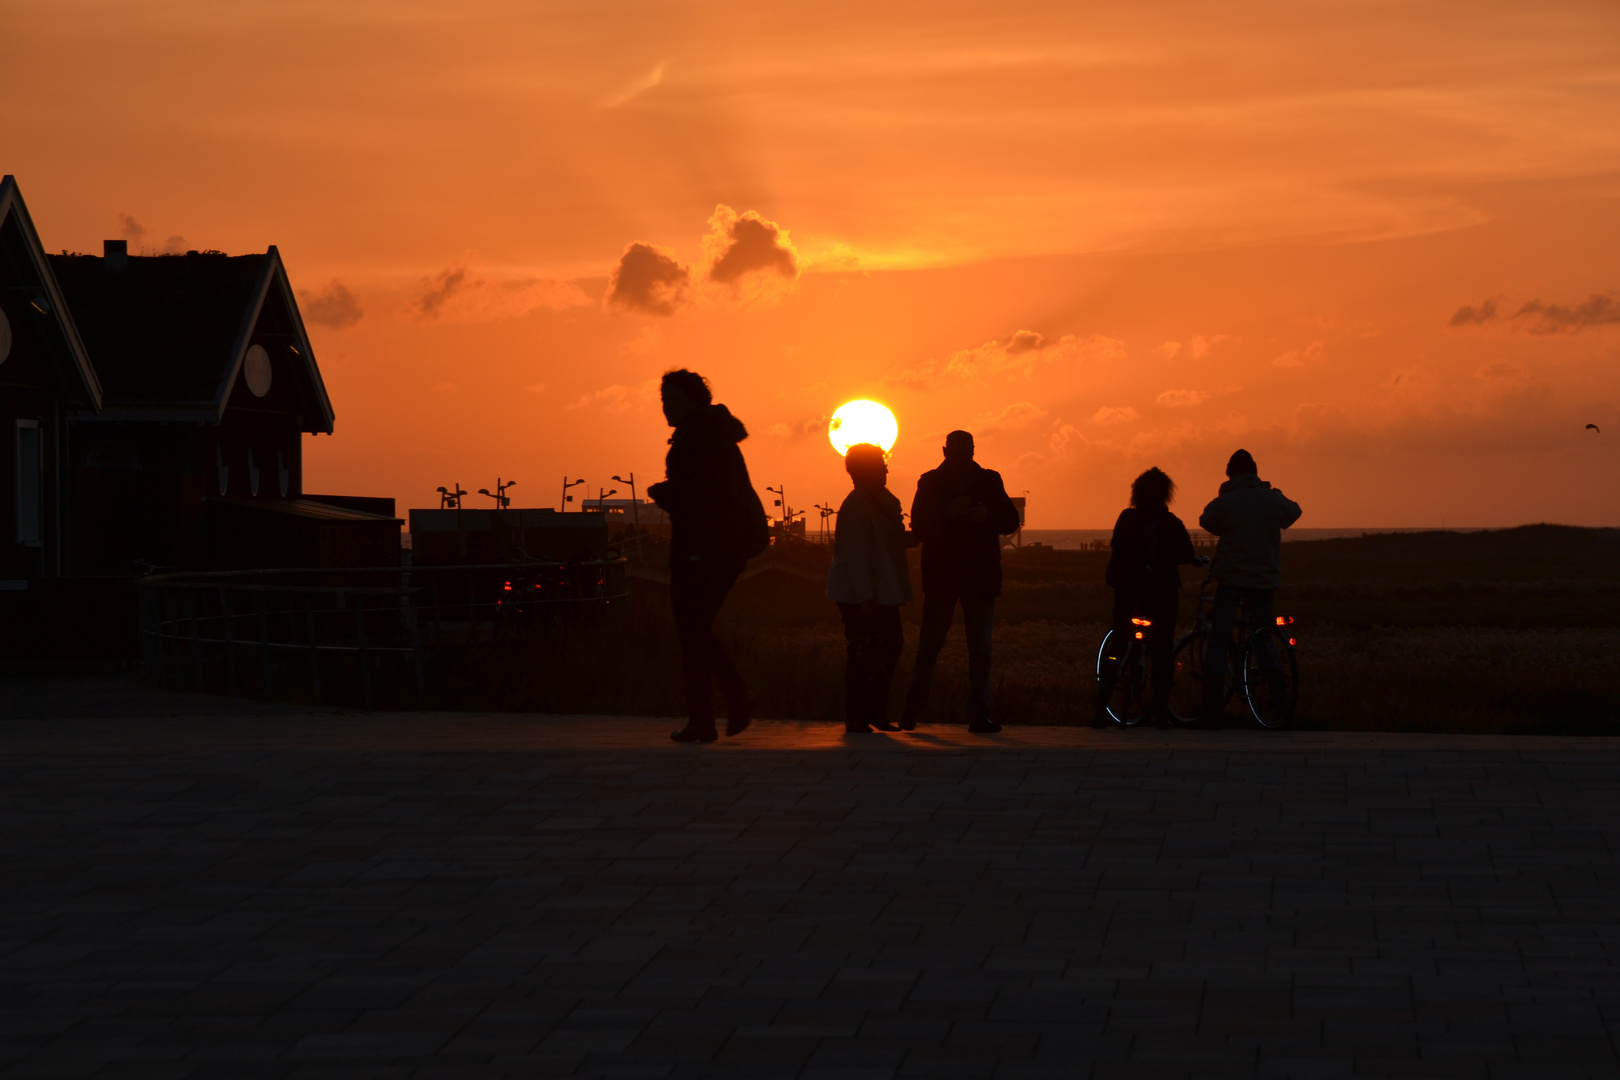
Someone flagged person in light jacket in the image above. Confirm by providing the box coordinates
[826,443,914,733]
[1198,449,1303,720]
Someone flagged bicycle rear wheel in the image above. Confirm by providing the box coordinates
[1095,630,1150,727]
[1167,632,1207,727]
[1242,627,1298,729]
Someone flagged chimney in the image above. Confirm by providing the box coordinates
[104,239,128,273]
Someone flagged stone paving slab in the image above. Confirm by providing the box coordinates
[1,713,1618,1078]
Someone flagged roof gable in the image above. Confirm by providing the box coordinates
[0,175,102,409]
[47,245,334,431]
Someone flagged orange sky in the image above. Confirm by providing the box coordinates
[5,1,1618,526]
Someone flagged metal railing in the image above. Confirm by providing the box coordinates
[139,559,627,709]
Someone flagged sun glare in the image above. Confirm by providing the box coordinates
[828,399,898,456]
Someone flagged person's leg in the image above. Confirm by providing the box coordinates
[670,561,720,739]
[901,590,956,727]
[962,593,997,729]
[702,564,751,735]
[870,604,905,729]
[1202,584,1241,721]
[1243,588,1278,671]
[1146,592,1179,726]
[839,602,877,732]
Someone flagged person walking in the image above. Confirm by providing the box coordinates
[826,443,914,733]
[898,430,1022,734]
[647,369,770,743]
[1093,467,1199,729]
[1198,449,1303,723]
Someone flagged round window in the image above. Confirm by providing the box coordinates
[244,344,272,397]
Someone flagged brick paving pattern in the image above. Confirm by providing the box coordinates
[1,713,1618,1078]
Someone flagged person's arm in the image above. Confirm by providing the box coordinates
[909,473,940,542]
[983,470,1022,536]
[1104,509,1129,587]
[1198,497,1223,535]
[1168,516,1197,565]
[1276,491,1303,529]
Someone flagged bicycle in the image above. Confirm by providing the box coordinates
[1165,571,1298,729]
[1093,615,1158,727]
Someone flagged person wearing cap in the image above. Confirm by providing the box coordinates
[899,429,1022,733]
[825,443,914,733]
[1198,449,1303,722]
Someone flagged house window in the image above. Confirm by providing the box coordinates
[16,420,42,546]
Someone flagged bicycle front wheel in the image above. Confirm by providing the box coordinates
[1096,629,1150,727]
[1242,627,1298,730]
[1167,632,1207,727]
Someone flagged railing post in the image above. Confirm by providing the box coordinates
[304,593,322,705]
[219,587,239,698]
[256,591,273,698]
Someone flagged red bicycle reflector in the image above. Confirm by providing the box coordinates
[504,582,513,591]
[1134,631,1144,639]
[1276,616,1285,625]
[1131,617,1152,626]
[1289,637,1297,646]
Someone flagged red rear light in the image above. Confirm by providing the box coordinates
[504,582,513,591]
[1131,617,1152,627]
[1134,631,1144,639]
[1288,637,1296,646]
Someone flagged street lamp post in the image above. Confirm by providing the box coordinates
[560,476,585,511]
[813,501,836,544]
[590,487,618,512]
[478,477,516,510]
[611,473,638,529]
[766,484,787,533]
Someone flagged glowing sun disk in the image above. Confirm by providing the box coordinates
[829,399,898,456]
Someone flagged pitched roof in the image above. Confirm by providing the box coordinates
[0,175,102,409]
[47,245,335,431]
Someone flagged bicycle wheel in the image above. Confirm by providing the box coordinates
[1167,632,1207,727]
[1096,630,1150,727]
[1242,626,1298,730]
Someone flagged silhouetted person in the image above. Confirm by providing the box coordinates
[899,430,1021,733]
[1199,449,1302,722]
[826,443,914,733]
[647,369,769,743]
[1093,467,1199,729]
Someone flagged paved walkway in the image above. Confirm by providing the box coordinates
[2,712,1618,1078]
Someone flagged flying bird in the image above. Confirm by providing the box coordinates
[1587,423,1601,433]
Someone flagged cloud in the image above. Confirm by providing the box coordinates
[600,62,665,108]
[606,243,691,316]
[1093,406,1139,425]
[1155,341,1183,359]
[1188,334,1230,359]
[1048,424,1093,459]
[703,205,799,298]
[975,402,1047,434]
[1450,292,1620,333]
[767,417,830,440]
[1449,298,1499,326]
[1156,388,1208,407]
[1514,293,1620,333]
[566,379,659,414]
[1273,340,1326,368]
[412,259,588,322]
[298,280,364,329]
[524,383,546,394]
[892,330,1124,387]
[118,213,145,242]
[619,326,664,355]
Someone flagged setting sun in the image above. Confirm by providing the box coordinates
[828,400,899,456]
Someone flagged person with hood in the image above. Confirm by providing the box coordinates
[898,430,1022,733]
[1198,449,1303,721]
[825,443,914,733]
[647,369,770,743]
[1094,467,1199,728]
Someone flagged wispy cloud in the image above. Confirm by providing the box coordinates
[1156,388,1208,407]
[299,280,364,329]
[411,259,589,322]
[974,401,1047,434]
[600,62,665,108]
[1450,292,1620,334]
[567,379,659,413]
[1092,406,1139,425]
[891,330,1124,388]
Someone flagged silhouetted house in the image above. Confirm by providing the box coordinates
[0,176,102,583]
[0,173,398,657]
[48,238,398,572]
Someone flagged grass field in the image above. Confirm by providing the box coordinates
[448,524,1620,734]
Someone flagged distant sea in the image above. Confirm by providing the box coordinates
[1018,527,1485,549]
